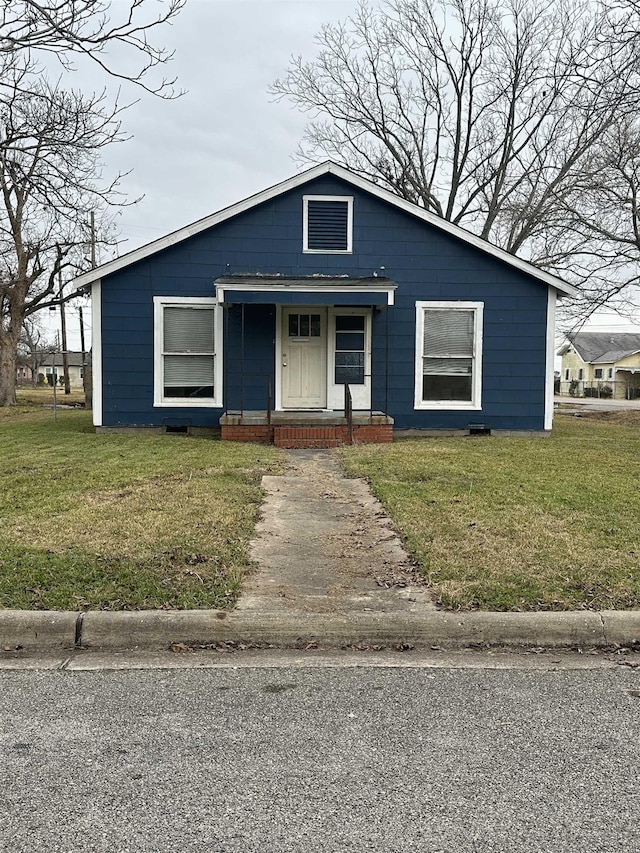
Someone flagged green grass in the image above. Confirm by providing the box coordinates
[340,412,640,611]
[0,404,281,610]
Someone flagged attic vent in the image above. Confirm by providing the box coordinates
[304,195,353,253]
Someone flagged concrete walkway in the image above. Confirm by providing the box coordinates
[239,450,434,615]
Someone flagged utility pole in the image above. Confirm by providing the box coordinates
[90,210,96,269]
[58,270,71,395]
[78,304,88,403]
[51,334,59,422]
[78,306,86,361]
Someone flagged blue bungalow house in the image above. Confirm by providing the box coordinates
[72,162,576,446]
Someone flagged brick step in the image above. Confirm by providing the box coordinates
[221,423,393,446]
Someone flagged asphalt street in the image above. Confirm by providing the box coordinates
[1,658,639,852]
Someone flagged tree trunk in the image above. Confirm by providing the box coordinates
[0,334,19,405]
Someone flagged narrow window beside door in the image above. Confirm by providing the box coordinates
[335,315,365,384]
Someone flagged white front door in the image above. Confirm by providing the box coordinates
[281,308,327,408]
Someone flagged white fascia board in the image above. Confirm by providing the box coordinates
[72,160,577,299]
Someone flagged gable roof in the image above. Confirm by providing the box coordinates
[561,331,640,363]
[72,161,577,297]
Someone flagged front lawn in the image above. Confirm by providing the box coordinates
[340,412,640,611]
[0,403,281,610]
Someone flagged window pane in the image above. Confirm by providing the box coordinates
[335,351,364,384]
[310,314,321,337]
[164,384,214,399]
[423,374,472,401]
[336,332,365,351]
[423,309,474,357]
[336,352,364,369]
[423,357,472,376]
[164,307,214,353]
[336,315,365,331]
[336,366,365,384]
[164,355,215,395]
[299,315,310,336]
[288,314,299,337]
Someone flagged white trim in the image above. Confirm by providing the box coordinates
[303,194,353,254]
[91,280,102,426]
[327,308,372,410]
[414,300,483,411]
[544,287,556,430]
[71,162,577,298]
[216,280,395,306]
[153,296,223,408]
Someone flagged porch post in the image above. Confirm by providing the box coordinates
[240,302,245,416]
[385,306,389,416]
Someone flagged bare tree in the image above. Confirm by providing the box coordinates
[558,118,640,326]
[0,0,186,96]
[271,0,640,312]
[0,1,186,405]
[0,69,124,405]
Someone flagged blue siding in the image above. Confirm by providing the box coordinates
[100,174,550,430]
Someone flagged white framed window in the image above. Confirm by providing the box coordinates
[607,367,613,379]
[565,368,570,381]
[414,301,483,410]
[303,195,353,253]
[153,297,223,407]
[578,368,583,380]
[594,367,603,379]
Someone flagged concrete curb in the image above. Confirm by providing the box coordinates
[0,610,78,650]
[1,608,639,652]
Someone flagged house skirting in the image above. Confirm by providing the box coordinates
[220,410,393,447]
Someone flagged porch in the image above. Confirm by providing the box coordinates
[217,274,397,446]
[220,408,394,447]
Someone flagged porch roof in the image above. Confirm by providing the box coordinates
[215,275,396,306]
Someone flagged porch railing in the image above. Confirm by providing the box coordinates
[344,383,353,444]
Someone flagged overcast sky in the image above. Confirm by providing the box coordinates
[56,0,638,348]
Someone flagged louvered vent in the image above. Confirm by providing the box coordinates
[306,200,349,251]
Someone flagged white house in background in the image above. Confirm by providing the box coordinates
[43,352,85,388]
[557,332,640,399]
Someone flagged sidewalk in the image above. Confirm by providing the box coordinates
[555,394,640,412]
[1,450,639,652]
